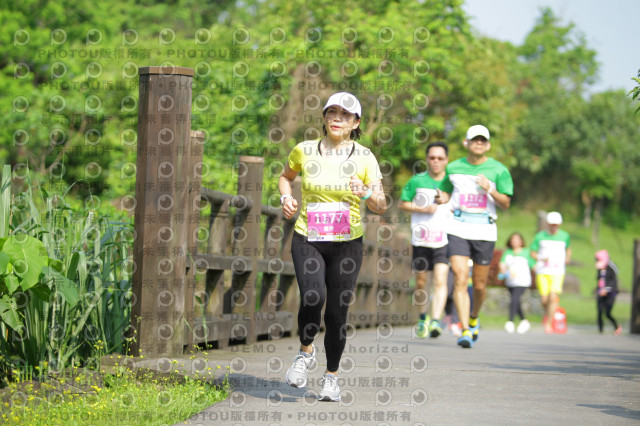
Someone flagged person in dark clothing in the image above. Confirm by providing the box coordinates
[595,250,622,335]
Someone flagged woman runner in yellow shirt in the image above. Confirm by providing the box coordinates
[279,92,386,401]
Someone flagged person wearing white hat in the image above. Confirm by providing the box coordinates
[279,92,387,401]
[531,211,572,333]
[435,124,514,348]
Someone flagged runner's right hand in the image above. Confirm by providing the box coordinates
[282,198,298,220]
[434,188,444,204]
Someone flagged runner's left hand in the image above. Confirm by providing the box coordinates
[350,175,366,197]
[476,174,493,193]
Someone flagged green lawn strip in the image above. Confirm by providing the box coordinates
[410,207,636,331]
[1,368,228,425]
[497,208,636,293]
[478,293,631,332]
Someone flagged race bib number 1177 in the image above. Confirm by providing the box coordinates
[307,202,351,242]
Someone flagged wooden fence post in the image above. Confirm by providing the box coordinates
[183,130,205,351]
[376,221,394,324]
[631,239,640,334]
[131,66,194,356]
[277,177,302,336]
[227,156,264,343]
[351,212,379,328]
[202,194,232,349]
[259,206,288,338]
[391,230,413,325]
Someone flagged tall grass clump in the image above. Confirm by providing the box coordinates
[0,165,133,387]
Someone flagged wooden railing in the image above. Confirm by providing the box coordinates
[131,67,415,356]
[184,157,416,351]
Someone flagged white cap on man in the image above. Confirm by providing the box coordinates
[466,124,490,140]
[323,92,362,117]
[547,211,563,225]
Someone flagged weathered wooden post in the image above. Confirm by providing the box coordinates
[391,229,413,325]
[201,190,232,349]
[259,205,285,338]
[277,177,302,336]
[131,66,194,356]
[183,130,205,351]
[375,221,394,324]
[631,239,640,334]
[228,156,264,343]
[352,213,379,328]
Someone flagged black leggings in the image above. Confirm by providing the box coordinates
[508,287,526,321]
[291,232,363,372]
[597,293,618,332]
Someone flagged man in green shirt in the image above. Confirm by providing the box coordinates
[530,211,571,333]
[436,125,513,348]
[399,142,451,339]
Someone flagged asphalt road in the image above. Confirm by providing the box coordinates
[174,324,640,426]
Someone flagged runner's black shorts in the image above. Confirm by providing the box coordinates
[447,234,495,266]
[412,245,449,271]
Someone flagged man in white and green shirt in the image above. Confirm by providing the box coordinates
[399,142,452,339]
[436,125,513,348]
[530,211,571,333]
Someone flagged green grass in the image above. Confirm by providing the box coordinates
[496,207,636,294]
[479,293,631,330]
[559,294,630,328]
[488,209,635,329]
[408,207,636,328]
[1,368,228,425]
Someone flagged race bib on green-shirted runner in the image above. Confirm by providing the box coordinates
[307,201,351,242]
[418,227,444,243]
[460,193,488,213]
[540,253,564,270]
[414,189,445,243]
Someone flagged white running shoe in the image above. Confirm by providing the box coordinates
[505,321,515,334]
[517,319,531,334]
[285,345,316,388]
[318,373,341,402]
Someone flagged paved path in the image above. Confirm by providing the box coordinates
[177,324,640,425]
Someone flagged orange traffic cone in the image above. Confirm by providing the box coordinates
[552,307,567,334]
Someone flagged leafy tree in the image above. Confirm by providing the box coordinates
[571,91,640,237]
[507,8,598,204]
[628,69,640,114]
[1,0,637,229]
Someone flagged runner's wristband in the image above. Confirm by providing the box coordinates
[280,194,293,206]
[361,187,373,200]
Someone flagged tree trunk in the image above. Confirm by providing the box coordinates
[591,198,603,246]
[582,190,592,228]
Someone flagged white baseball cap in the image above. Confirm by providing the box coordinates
[546,211,563,225]
[323,92,362,117]
[466,124,490,140]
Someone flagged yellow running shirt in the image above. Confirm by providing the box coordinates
[288,139,382,241]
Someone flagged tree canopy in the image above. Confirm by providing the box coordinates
[1,0,638,227]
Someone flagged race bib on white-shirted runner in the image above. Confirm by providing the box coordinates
[459,193,487,213]
[415,187,437,209]
[307,201,351,242]
[419,228,444,243]
[542,257,563,269]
